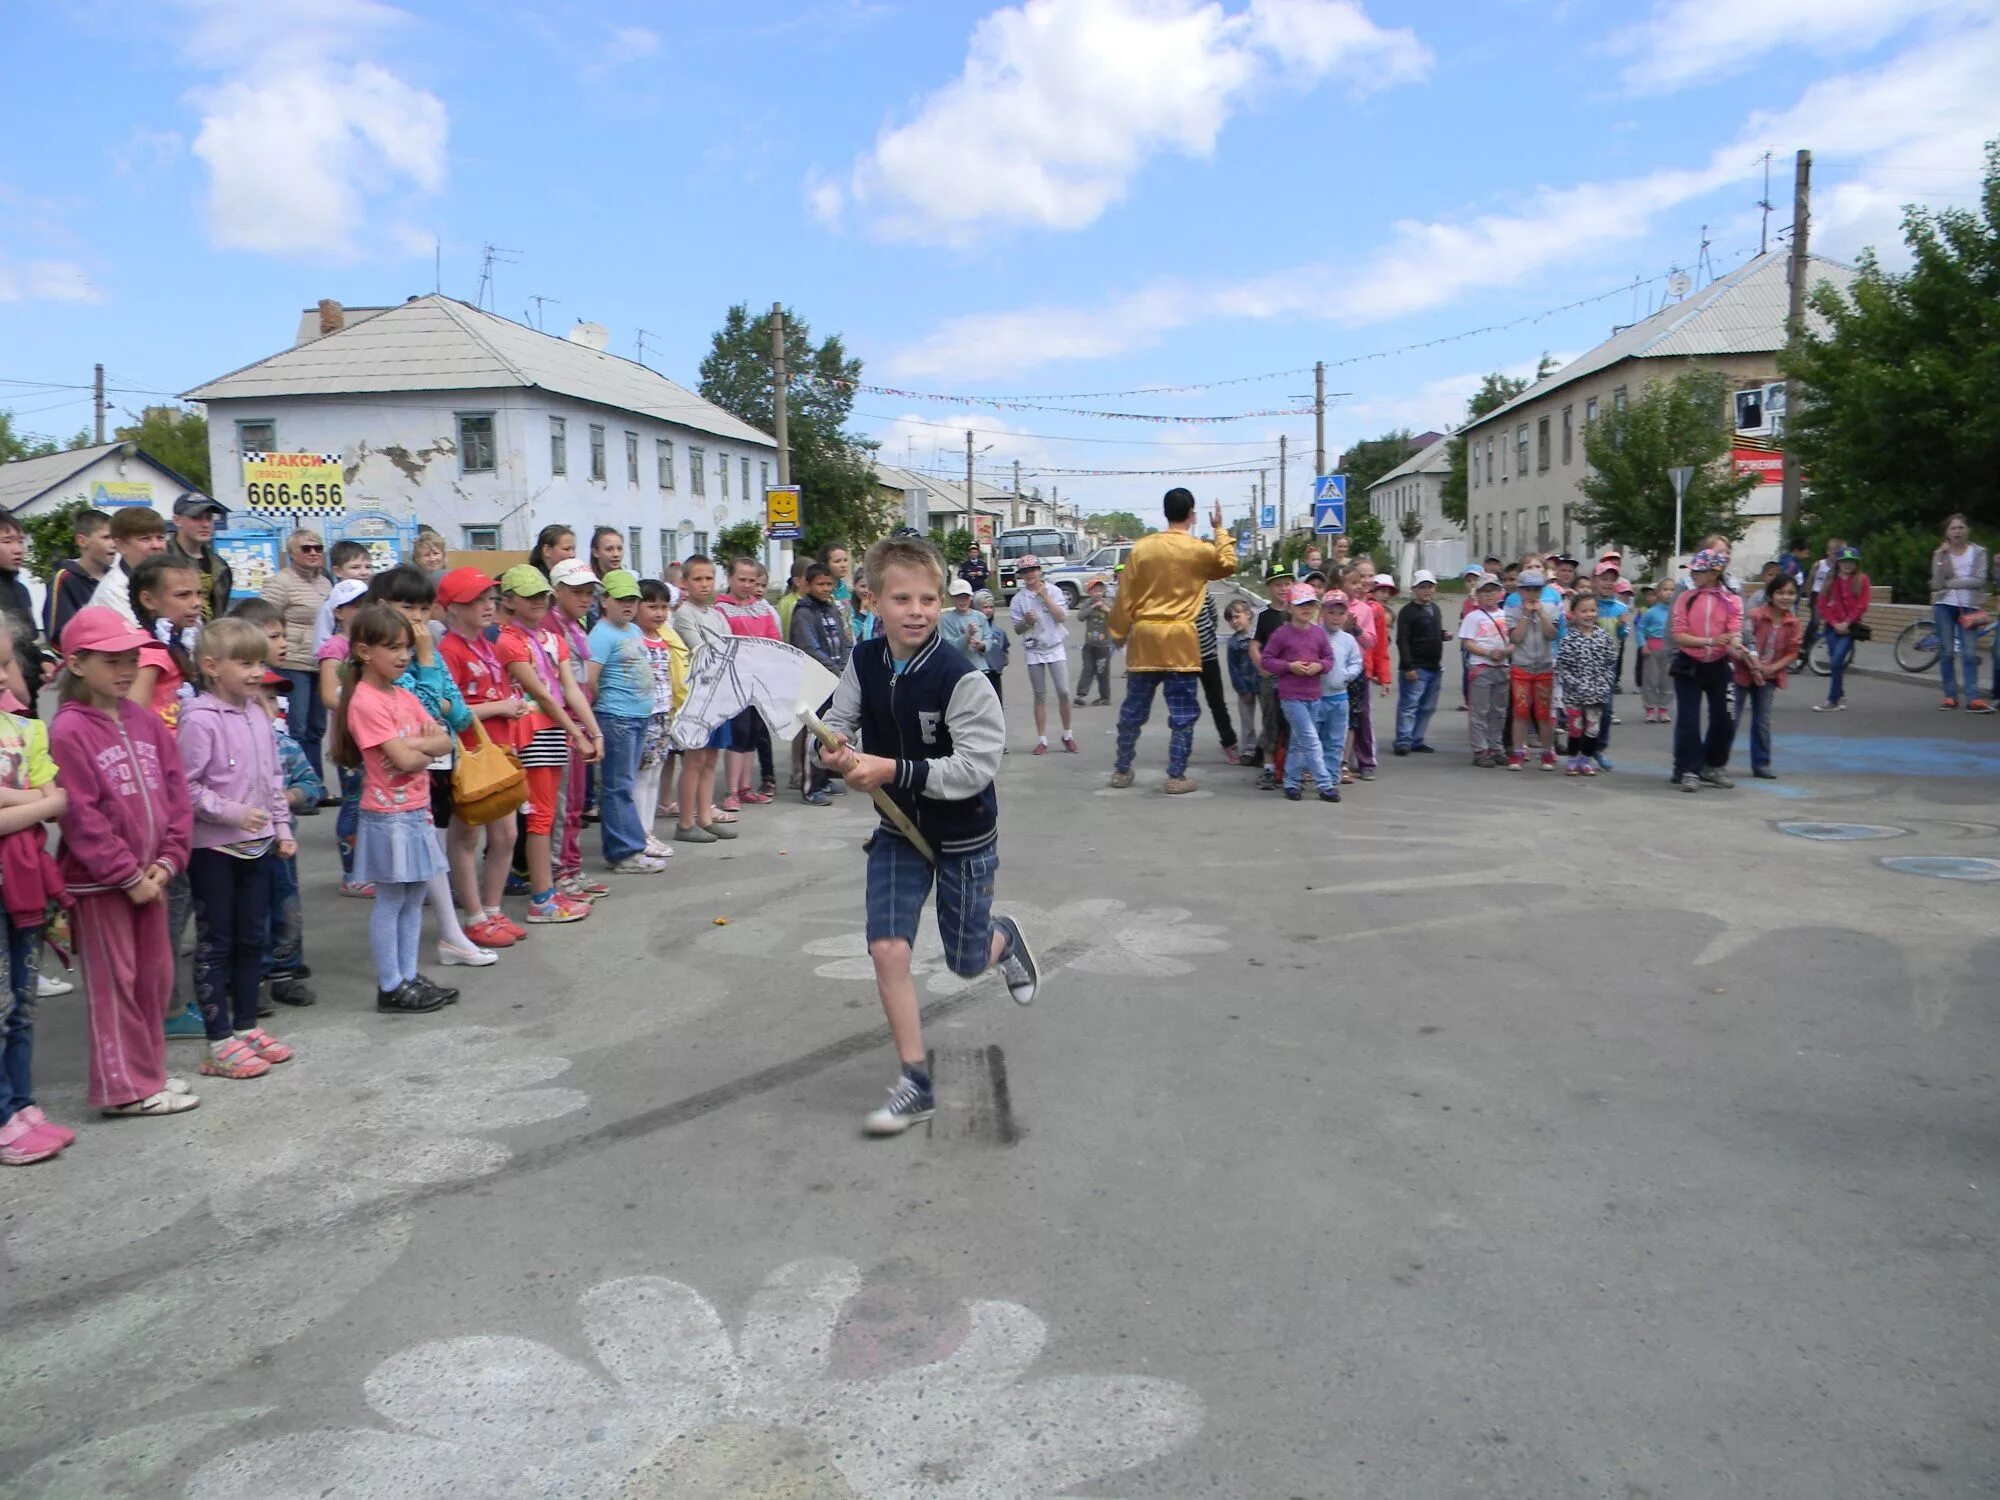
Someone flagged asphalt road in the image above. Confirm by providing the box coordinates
[3,653,1997,1498]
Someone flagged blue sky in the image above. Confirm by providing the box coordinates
[2,0,1996,523]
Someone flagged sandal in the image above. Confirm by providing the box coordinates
[738,790,772,804]
[1339,769,1355,785]
[709,807,739,824]
[102,1089,201,1117]
[719,795,741,813]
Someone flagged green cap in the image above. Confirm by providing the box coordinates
[498,563,551,597]
[600,568,641,600]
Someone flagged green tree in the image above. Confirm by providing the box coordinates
[698,303,894,556]
[1782,139,2000,598]
[0,411,66,464]
[1330,429,1411,561]
[114,405,211,492]
[1085,509,1150,539]
[715,520,767,568]
[1440,370,1537,527]
[1571,369,1758,563]
[24,499,89,579]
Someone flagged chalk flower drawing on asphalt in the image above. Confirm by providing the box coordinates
[9,1024,588,1267]
[803,898,1231,993]
[184,1257,1203,1499]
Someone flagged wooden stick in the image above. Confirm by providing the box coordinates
[801,709,936,863]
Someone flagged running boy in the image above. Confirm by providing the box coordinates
[818,535,1037,1136]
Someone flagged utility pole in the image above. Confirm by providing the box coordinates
[965,429,976,545]
[1013,457,1022,528]
[1313,361,1326,480]
[1779,149,1811,540]
[1278,434,1287,541]
[771,302,791,578]
[92,363,105,444]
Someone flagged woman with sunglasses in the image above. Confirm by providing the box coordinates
[261,529,334,777]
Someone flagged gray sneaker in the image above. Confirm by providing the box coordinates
[675,824,718,844]
[993,914,1038,1005]
[1679,773,1703,793]
[1697,767,1736,790]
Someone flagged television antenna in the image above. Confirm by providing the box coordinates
[526,294,559,332]
[1756,150,1775,255]
[475,243,519,311]
[635,328,657,368]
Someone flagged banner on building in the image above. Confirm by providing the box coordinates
[1732,447,1784,486]
[91,480,154,508]
[242,451,345,515]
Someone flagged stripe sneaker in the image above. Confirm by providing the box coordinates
[525,896,590,924]
[201,1036,272,1080]
[239,1028,294,1064]
[994,914,1039,1005]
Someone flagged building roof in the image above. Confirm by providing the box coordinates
[1369,433,1452,491]
[1463,251,1857,436]
[873,461,1013,513]
[0,441,206,513]
[186,295,777,450]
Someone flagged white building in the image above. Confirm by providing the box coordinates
[184,297,780,573]
[1366,435,1467,578]
[0,440,207,521]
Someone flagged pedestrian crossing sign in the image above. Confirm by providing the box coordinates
[1312,474,1346,534]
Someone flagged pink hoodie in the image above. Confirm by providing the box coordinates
[48,697,193,895]
[177,692,292,850]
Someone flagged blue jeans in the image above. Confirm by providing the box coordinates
[1115,671,1202,778]
[283,668,327,781]
[865,832,998,978]
[0,914,41,1127]
[265,852,303,977]
[1279,697,1329,790]
[1315,693,1350,774]
[1733,680,1776,772]
[596,714,651,863]
[336,764,362,878]
[1934,603,1978,700]
[1825,629,1855,703]
[1393,669,1441,750]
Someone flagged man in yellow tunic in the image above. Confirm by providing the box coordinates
[1108,487,1237,793]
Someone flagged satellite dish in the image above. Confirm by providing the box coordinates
[1665,271,1693,298]
[567,320,610,352]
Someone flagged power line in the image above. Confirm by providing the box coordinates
[854,409,1333,446]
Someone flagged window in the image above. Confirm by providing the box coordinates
[1500,512,1510,558]
[689,446,706,495]
[457,412,496,474]
[1516,510,1527,552]
[589,424,606,481]
[1485,437,1494,484]
[625,431,639,485]
[1536,506,1551,550]
[691,530,709,557]
[627,527,642,573]
[741,457,751,501]
[657,438,674,489]
[549,416,567,476]
[1612,386,1628,416]
[1536,416,1551,472]
[660,528,676,566]
[1472,446,1479,489]
[759,461,770,497]
[1560,406,1573,466]
[461,525,500,551]
[718,453,729,499]
[1514,423,1529,477]
[236,419,275,454]
[1585,396,1599,429]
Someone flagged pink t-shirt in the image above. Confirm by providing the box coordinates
[346,679,432,813]
[316,635,350,662]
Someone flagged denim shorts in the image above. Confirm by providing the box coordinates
[865,833,998,979]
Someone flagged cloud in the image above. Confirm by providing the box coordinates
[886,16,2000,377]
[607,24,661,59]
[0,258,103,304]
[177,0,447,260]
[1607,0,1977,94]
[826,0,1429,244]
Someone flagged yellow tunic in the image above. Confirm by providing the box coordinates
[1107,528,1238,673]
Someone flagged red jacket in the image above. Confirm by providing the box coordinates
[0,828,68,927]
[1360,599,1393,684]
[1820,571,1872,629]
[48,699,193,896]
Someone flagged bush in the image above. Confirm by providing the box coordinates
[714,521,766,570]
[24,500,88,580]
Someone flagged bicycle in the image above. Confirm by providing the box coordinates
[1893,612,1995,674]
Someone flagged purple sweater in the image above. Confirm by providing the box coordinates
[1261,621,1334,701]
[178,693,292,851]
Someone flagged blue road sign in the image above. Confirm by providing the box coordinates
[1260,503,1277,529]
[1312,473,1347,534]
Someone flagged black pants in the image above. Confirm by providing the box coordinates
[986,669,1003,705]
[189,846,275,1041]
[1671,658,1736,778]
[1197,656,1237,750]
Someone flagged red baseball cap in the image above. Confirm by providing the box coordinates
[60,606,151,656]
[436,566,501,606]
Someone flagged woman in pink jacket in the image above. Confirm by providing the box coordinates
[49,607,197,1118]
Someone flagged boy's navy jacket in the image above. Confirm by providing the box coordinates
[1226,632,1259,695]
[821,631,1005,856]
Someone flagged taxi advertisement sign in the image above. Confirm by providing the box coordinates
[765,484,802,540]
[242,451,345,515]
